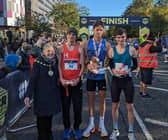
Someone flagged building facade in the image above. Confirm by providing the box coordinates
[30,0,66,21]
[0,0,25,27]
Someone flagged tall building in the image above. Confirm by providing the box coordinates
[31,0,66,18]
[0,0,25,27]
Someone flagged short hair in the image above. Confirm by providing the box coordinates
[114,28,126,36]
[93,21,104,29]
[42,42,55,51]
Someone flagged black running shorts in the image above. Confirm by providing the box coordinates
[111,76,134,103]
[87,79,106,92]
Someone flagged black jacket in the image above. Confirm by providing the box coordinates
[17,48,31,71]
[26,56,61,116]
[140,41,162,53]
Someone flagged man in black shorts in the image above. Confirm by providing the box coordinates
[107,28,137,140]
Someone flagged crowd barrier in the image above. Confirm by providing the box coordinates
[0,70,35,139]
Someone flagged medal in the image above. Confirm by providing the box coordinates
[48,65,53,76]
[48,70,54,76]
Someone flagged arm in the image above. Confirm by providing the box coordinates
[129,46,138,71]
[26,62,39,98]
[57,46,66,86]
[149,45,162,53]
[84,41,89,66]
[24,62,39,106]
[104,41,113,67]
[129,45,138,58]
[79,46,85,77]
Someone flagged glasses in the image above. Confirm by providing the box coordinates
[116,36,126,39]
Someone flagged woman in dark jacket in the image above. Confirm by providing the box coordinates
[24,42,61,140]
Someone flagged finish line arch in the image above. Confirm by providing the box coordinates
[79,16,150,40]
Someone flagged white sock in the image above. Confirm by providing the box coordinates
[88,117,94,128]
[99,116,105,128]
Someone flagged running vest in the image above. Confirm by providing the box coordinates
[139,43,158,68]
[111,45,132,75]
[87,39,106,80]
[61,44,80,80]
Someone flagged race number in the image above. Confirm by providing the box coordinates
[64,61,78,70]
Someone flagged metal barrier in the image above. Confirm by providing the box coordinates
[0,70,36,138]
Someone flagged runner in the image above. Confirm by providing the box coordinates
[83,21,111,138]
[58,28,84,140]
[107,28,137,140]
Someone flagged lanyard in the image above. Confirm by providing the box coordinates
[93,38,102,57]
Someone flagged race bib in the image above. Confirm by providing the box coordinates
[64,61,78,70]
[115,63,128,71]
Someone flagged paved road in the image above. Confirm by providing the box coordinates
[5,55,168,140]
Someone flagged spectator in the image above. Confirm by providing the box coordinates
[0,54,21,79]
[16,41,31,71]
[24,42,61,140]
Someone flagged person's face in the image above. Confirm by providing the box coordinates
[66,32,77,43]
[93,25,104,39]
[115,33,127,45]
[43,46,55,59]
[22,42,27,49]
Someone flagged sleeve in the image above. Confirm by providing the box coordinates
[25,62,39,98]
[131,57,138,71]
[149,45,162,53]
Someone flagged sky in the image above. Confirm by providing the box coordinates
[73,0,133,16]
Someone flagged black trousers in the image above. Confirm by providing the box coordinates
[60,82,83,130]
[37,116,53,140]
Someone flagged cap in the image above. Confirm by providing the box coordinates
[67,27,78,36]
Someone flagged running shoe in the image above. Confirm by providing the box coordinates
[63,128,72,140]
[74,128,82,140]
[98,126,108,137]
[128,132,136,140]
[82,126,95,138]
[141,93,151,98]
[109,129,120,140]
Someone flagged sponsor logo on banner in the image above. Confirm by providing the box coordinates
[18,80,29,100]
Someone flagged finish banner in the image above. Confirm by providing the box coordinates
[80,16,150,27]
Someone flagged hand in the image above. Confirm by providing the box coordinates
[24,97,31,107]
[112,69,120,75]
[60,77,68,87]
[71,77,80,86]
[112,69,130,75]
[87,64,94,71]
[118,70,129,75]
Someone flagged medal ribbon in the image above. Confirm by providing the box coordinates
[93,38,102,57]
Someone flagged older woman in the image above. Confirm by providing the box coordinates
[24,42,61,140]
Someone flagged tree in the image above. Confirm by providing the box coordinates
[49,2,80,34]
[26,14,52,35]
[123,0,168,36]
[151,4,168,35]
[123,0,154,17]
